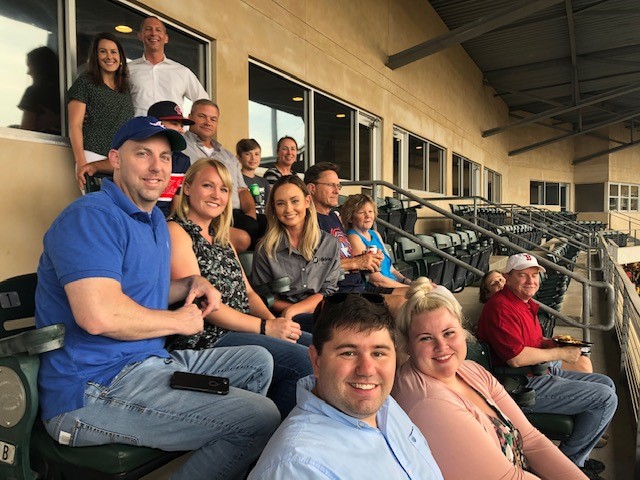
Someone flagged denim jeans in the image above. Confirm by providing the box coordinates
[214,331,313,418]
[525,361,617,467]
[44,346,281,480]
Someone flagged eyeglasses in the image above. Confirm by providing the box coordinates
[313,181,342,191]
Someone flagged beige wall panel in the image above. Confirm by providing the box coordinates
[0,138,77,278]
[573,130,610,184]
[608,124,640,184]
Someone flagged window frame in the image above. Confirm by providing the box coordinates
[248,60,381,182]
[0,0,212,143]
[608,182,640,212]
[452,153,480,197]
[530,180,570,207]
[483,166,502,203]
[392,126,445,194]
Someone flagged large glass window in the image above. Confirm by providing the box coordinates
[408,136,423,190]
[248,63,306,172]
[0,0,210,140]
[249,62,379,181]
[484,167,502,203]
[530,180,569,206]
[315,93,353,179]
[608,182,640,212]
[358,121,372,181]
[393,127,445,193]
[0,0,61,135]
[452,153,480,197]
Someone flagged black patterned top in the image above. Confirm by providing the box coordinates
[167,218,249,350]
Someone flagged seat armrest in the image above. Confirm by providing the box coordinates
[269,277,290,294]
[493,362,550,377]
[0,324,65,357]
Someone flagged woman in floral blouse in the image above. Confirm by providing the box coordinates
[167,158,312,418]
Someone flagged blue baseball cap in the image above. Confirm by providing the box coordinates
[111,116,186,151]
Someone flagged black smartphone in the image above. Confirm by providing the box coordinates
[169,371,230,395]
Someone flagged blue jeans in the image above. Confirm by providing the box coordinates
[525,361,617,467]
[43,347,281,480]
[214,332,313,418]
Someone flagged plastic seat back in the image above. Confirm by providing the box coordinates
[0,273,185,480]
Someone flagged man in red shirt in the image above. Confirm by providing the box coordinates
[478,253,616,479]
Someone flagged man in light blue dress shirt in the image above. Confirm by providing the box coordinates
[249,293,443,480]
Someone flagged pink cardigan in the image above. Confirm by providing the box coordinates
[392,360,586,480]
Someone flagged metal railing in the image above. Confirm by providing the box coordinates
[600,234,640,475]
[345,180,615,340]
[608,211,640,246]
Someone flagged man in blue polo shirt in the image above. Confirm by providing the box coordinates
[35,117,280,480]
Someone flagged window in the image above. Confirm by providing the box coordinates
[0,0,61,136]
[530,180,569,206]
[314,93,353,178]
[484,167,502,203]
[75,0,209,116]
[392,127,445,193]
[249,63,306,173]
[608,182,640,212]
[249,62,380,181]
[452,154,480,197]
[1,0,210,139]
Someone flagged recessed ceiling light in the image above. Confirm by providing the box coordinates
[115,25,133,33]
[292,96,303,102]
[336,113,346,118]
[416,145,423,149]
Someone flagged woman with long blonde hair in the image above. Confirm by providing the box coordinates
[252,175,341,326]
[392,278,586,479]
[168,159,312,418]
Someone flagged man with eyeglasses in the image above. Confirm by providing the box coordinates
[248,293,443,479]
[305,162,385,293]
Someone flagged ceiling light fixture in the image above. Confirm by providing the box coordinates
[115,25,133,33]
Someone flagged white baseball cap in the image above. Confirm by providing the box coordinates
[503,253,546,274]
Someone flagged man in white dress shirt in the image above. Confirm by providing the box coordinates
[129,16,208,116]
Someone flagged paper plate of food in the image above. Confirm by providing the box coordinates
[553,335,593,348]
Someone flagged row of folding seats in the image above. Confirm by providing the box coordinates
[377,197,420,244]
[392,230,491,292]
[493,224,543,256]
[450,204,507,228]
[602,230,628,247]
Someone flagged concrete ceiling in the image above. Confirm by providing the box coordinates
[388,0,640,163]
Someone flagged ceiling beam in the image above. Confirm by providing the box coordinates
[565,1,579,100]
[573,137,640,164]
[386,0,564,70]
[509,109,640,156]
[484,44,640,79]
[483,83,640,137]
[507,112,623,145]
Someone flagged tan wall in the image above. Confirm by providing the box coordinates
[608,123,640,184]
[574,129,610,184]
[0,135,78,278]
[2,0,640,277]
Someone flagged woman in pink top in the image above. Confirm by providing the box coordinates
[392,278,587,480]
